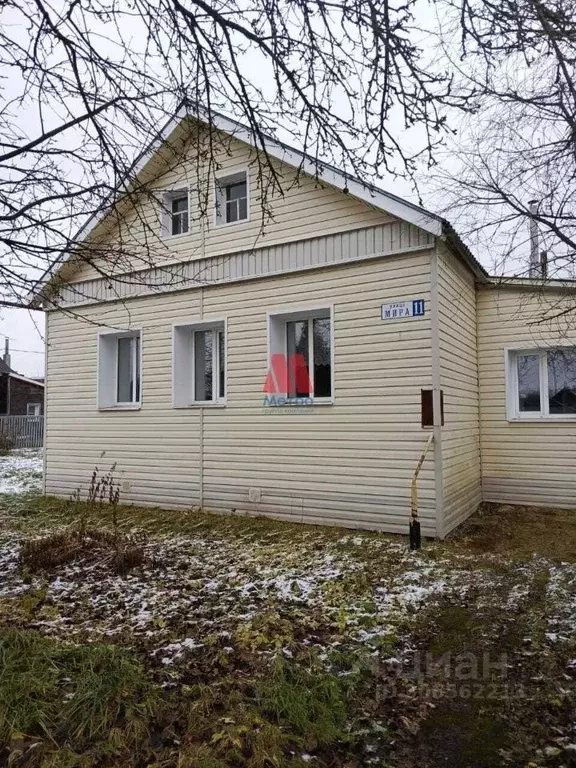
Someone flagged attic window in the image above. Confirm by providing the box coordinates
[215,171,248,225]
[161,189,189,237]
[507,347,576,420]
[171,194,189,235]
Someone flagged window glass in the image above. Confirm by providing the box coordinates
[171,195,188,235]
[517,354,541,412]
[134,336,141,402]
[194,330,213,401]
[547,348,576,415]
[313,317,331,397]
[117,337,134,403]
[218,330,226,399]
[286,320,310,397]
[225,181,247,223]
[99,332,141,408]
[173,324,225,407]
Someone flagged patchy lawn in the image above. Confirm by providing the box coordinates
[1,461,576,766]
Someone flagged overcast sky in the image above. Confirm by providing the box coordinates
[1,309,45,378]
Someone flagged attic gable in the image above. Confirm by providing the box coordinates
[33,111,463,301]
[61,120,406,285]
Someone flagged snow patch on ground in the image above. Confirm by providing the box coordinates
[2,478,576,689]
[0,449,43,494]
[0,524,475,666]
[0,542,24,597]
[547,564,576,642]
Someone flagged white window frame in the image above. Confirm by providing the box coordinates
[160,187,190,239]
[214,168,250,227]
[173,319,227,407]
[97,329,142,410]
[506,345,576,421]
[266,304,334,405]
[26,403,41,416]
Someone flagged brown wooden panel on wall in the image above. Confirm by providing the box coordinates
[421,389,444,427]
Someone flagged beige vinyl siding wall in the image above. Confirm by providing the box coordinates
[478,285,576,507]
[69,127,393,283]
[45,251,437,534]
[46,290,203,507]
[437,244,482,535]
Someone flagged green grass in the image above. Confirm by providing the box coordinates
[0,628,160,766]
[7,493,375,547]
[0,627,361,767]
[253,655,349,745]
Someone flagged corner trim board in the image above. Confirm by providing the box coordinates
[430,246,445,539]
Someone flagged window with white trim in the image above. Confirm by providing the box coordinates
[215,171,248,225]
[161,189,189,237]
[26,403,41,416]
[267,308,333,401]
[173,321,226,406]
[508,347,576,419]
[98,331,141,409]
[170,194,189,235]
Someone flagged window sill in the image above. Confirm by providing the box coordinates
[507,415,576,423]
[174,401,227,408]
[214,217,250,229]
[99,404,141,411]
[263,397,334,407]
[161,231,190,241]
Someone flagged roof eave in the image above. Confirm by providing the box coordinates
[439,221,491,282]
[204,110,444,237]
[483,275,576,290]
[8,372,45,387]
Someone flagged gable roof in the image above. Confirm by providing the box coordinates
[0,358,12,375]
[29,107,489,306]
[0,358,44,386]
[9,372,45,388]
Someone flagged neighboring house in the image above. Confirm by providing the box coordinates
[0,357,45,416]
[31,111,576,538]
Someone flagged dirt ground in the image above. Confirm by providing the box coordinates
[454,502,576,562]
[1,478,576,767]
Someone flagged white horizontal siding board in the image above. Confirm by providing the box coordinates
[437,243,482,536]
[478,285,576,509]
[45,253,437,533]
[200,254,436,530]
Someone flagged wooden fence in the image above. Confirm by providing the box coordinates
[0,415,44,449]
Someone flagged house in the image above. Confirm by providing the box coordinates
[31,111,576,538]
[0,346,45,416]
